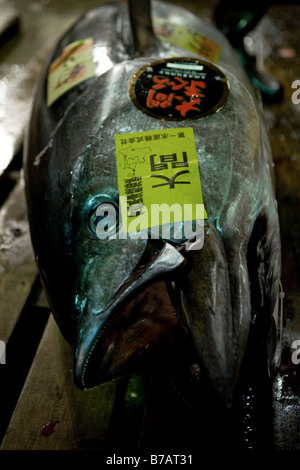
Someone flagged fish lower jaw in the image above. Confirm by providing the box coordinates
[74,281,180,390]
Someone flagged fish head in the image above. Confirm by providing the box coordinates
[72,188,187,389]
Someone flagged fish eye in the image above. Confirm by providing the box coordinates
[88,202,119,237]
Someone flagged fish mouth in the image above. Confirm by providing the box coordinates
[74,242,186,390]
[74,221,252,412]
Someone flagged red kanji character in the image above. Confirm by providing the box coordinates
[175,97,202,117]
[170,76,189,91]
[152,76,171,90]
[184,80,206,98]
[146,89,174,108]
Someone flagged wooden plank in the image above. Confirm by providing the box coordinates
[0,315,118,451]
[0,175,37,343]
[0,174,51,443]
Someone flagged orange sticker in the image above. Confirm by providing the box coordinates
[154,17,221,64]
[47,38,96,106]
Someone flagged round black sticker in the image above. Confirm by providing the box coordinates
[129,58,230,121]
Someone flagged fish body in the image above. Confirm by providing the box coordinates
[24,0,281,406]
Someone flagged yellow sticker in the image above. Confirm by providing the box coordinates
[154,17,221,64]
[115,128,207,235]
[47,37,96,106]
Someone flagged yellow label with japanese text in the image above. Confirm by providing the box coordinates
[115,128,207,234]
[47,37,96,106]
[154,17,221,64]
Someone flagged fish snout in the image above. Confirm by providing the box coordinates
[74,241,186,389]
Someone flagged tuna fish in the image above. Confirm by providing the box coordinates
[24,0,281,408]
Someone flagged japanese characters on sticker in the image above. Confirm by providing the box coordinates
[129,58,229,121]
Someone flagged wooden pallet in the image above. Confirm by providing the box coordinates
[0,1,300,456]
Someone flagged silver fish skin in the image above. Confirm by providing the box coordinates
[24,0,281,407]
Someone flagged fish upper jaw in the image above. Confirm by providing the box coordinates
[74,241,186,390]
